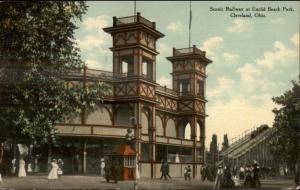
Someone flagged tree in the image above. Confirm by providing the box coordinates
[222,134,229,151]
[210,134,218,154]
[0,2,111,165]
[269,80,300,171]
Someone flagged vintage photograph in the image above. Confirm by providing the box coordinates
[0,1,299,190]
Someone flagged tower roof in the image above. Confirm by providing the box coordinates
[103,12,164,39]
[167,45,212,65]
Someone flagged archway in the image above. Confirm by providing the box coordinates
[178,120,191,140]
[165,118,176,138]
[114,104,133,126]
[141,108,150,134]
[156,115,164,136]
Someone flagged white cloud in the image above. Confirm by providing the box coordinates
[206,96,275,147]
[227,19,252,33]
[223,52,240,63]
[85,58,112,71]
[157,76,172,88]
[200,36,224,57]
[167,21,184,32]
[236,63,262,93]
[83,15,110,31]
[237,63,261,81]
[290,32,299,46]
[76,35,109,50]
[255,41,298,69]
[207,76,235,98]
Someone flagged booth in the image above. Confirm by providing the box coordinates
[106,144,136,180]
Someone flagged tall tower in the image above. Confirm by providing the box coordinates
[103,12,164,178]
[103,12,164,83]
[167,45,212,177]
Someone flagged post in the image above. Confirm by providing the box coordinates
[83,140,87,174]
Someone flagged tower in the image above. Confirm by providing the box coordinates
[103,12,164,178]
[167,45,212,177]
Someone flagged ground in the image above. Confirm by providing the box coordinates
[0,175,297,190]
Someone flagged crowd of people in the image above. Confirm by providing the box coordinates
[210,161,263,189]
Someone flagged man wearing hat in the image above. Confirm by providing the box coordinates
[252,161,261,187]
[213,164,223,190]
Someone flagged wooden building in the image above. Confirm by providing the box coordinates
[51,12,212,179]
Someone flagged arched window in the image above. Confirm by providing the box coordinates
[114,105,133,126]
[86,105,111,125]
[196,123,201,141]
[156,116,164,136]
[166,119,176,138]
[184,123,191,140]
[141,109,150,134]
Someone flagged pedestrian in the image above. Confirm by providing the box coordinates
[136,163,140,179]
[57,158,64,178]
[252,161,261,188]
[222,164,235,188]
[11,158,16,175]
[100,158,105,177]
[239,166,245,180]
[213,164,223,190]
[18,157,26,177]
[244,165,252,187]
[160,160,168,180]
[48,159,59,180]
[201,165,207,181]
[184,165,191,181]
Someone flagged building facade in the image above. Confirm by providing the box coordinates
[49,12,212,178]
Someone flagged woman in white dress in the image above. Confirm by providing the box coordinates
[48,159,58,180]
[18,158,26,177]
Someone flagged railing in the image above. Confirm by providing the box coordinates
[114,12,155,29]
[156,85,178,96]
[68,69,156,82]
[173,45,206,57]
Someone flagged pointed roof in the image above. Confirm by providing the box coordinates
[114,144,136,156]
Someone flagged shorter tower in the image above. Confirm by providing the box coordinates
[167,45,212,177]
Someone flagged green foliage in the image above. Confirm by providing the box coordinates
[269,80,300,166]
[0,2,112,146]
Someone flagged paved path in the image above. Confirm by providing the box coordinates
[0,175,297,190]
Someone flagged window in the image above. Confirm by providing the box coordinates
[121,56,134,76]
[197,80,205,98]
[179,79,190,96]
[142,57,153,80]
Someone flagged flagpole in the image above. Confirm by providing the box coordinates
[189,0,192,50]
[134,0,136,16]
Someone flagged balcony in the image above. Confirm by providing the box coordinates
[156,85,178,96]
[173,45,206,57]
[113,12,155,29]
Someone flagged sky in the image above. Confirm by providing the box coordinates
[74,1,299,148]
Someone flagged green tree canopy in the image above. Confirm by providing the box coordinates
[0,2,111,163]
[269,80,300,168]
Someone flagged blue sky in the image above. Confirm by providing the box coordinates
[75,1,299,147]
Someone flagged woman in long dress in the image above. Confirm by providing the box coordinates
[18,158,26,177]
[213,165,223,190]
[48,159,58,180]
